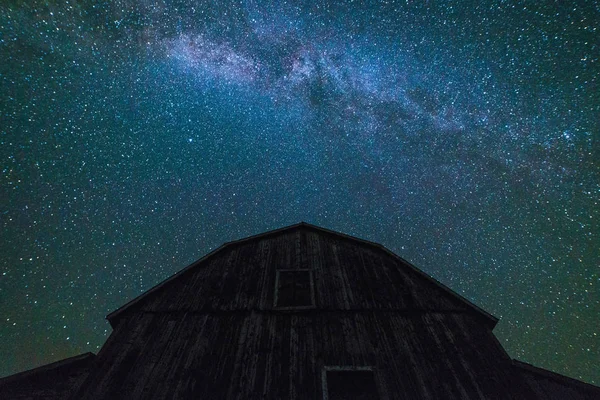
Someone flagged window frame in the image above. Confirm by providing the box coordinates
[321,366,381,400]
[273,269,315,310]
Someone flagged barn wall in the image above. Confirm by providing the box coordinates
[71,311,533,400]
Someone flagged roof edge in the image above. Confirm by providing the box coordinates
[513,359,600,393]
[106,223,307,325]
[106,222,498,328]
[300,223,499,328]
[0,352,95,385]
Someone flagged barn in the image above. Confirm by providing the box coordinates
[1,223,598,399]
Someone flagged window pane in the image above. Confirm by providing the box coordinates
[276,271,312,307]
[276,272,296,307]
[326,370,379,400]
[293,271,312,306]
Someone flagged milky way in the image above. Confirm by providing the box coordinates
[0,0,598,384]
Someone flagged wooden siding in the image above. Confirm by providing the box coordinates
[71,311,535,400]
[114,228,470,321]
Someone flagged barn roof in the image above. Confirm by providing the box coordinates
[106,222,499,328]
[0,352,95,386]
[0,352,95,399]
[513,360,600,398]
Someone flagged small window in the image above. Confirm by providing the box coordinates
[322,367,380,400]
[275,269,314,308]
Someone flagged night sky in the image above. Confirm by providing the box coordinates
[1,0,598,384]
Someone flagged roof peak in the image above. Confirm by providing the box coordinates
[106,222,498,329]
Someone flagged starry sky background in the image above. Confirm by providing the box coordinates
[1,0,598,384]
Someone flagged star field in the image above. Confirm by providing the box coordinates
[0,0,598,384]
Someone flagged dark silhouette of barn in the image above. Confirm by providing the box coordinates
[1,223,598,399]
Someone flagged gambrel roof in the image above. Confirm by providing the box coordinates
[106,222,498,328]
